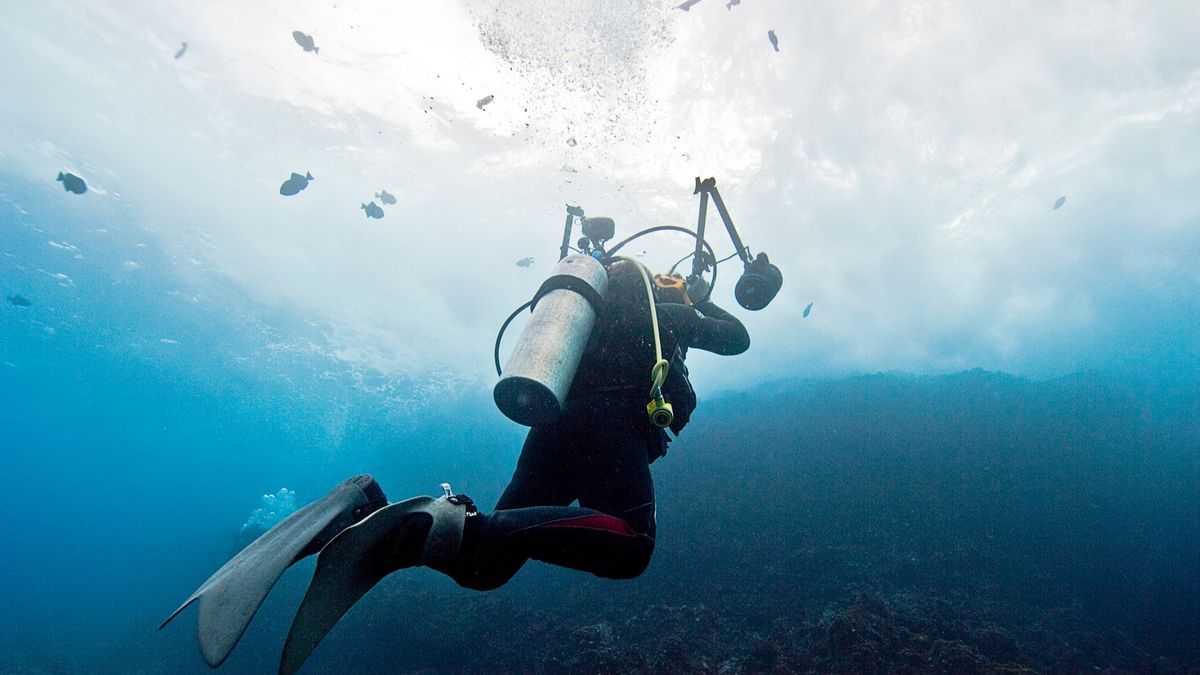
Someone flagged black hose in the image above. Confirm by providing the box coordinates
[714,250,741,265]
[607,225,720,304]
[607,225,714,261]
[667,251,693,276]
[494,299,533,376]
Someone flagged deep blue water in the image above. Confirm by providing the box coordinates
[0,174,515,671]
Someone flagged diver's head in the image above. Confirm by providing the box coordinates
[605,260,690,307]
[653,272,690,305]
[605,260,649,306]
[609,257,648,296]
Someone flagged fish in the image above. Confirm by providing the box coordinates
[279,172,314,196]
[476,95,494,110]
[56,172,87,194]
[175,42,188,59]
[768,30,779,52]
[677,0,702,10]
[361,201,384,219]
[375,190,397,205]
[726,0,740,9]
[292,31,319,54]
[6,294,32,307]
[516,257,534,268]
[1053,196,1066,210]
[802,302,813,318]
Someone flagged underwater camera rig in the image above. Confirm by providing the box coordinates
[494,177,782,426]
[557,177,782,309]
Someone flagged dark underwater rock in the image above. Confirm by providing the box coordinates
[971,624,1020,662]
[254,371,1198,675]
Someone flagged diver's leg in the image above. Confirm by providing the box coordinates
[278,425,656,671]
[495,423,576,509]
[441,422,585,589]
[282,422,588,660]
[573,425,659,571]
[573,427,658,536]
[445,425,659,590]
[277,487,654,673]
[446,503,654,590]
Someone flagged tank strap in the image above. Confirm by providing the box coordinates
[530,273,605,313]
[578,384,642,394]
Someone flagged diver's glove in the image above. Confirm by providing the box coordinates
[159,475,388,668]
[280,492,476,675]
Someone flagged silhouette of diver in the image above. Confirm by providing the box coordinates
[162,259,749,673]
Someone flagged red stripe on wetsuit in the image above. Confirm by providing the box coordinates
[540,514,637,536]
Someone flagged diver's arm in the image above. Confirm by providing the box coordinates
[659,302,750,356]
[692,300,750,355]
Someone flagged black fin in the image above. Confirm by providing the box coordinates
[160,475,386,667]
[279,496,465,675]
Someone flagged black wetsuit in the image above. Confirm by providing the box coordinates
[447,298,749,591]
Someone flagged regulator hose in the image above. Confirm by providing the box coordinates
[494,299,533,376]
[612,255,673,428]
[607,225,719,305]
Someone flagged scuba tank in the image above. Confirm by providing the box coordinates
[494,254,608,426]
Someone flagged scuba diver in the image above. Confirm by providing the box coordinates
[161,178,782,674]
[449,260,750,589]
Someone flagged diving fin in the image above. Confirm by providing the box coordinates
[160,474,388,668]
[279,494,471,675]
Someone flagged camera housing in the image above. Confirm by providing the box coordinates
[581,216,615,246]
[734,253,783,311]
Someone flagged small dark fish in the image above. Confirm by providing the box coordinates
[175,42,188,59]
[802,302,813,318]
[476,95,494,110]
[768,30,779,52]
[279,171,313,196]
[6,294,32,307]
[726,0,740,9]
[292,31,319,54]
[677,0,701,10]
[56,172,87,194]
[375,190,397,205]
[361,201,384,219]
[566,137,577,147]
[516,257,534,268]
[1053,196,1066,210]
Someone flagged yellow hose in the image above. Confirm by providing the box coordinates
[612,256,670,397]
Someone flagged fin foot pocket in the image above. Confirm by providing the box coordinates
[280,495,471,675]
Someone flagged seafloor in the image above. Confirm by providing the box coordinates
[96,370,1196,675]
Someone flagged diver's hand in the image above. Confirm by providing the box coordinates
[686,275,711,304]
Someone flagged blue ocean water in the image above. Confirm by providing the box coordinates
[4,2,1200,673]
[0,174,529,672]
[4,169,1198,673]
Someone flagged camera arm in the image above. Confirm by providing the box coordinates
[560,205,585,261]
[691,177,782,311]
[691,177,751,277]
